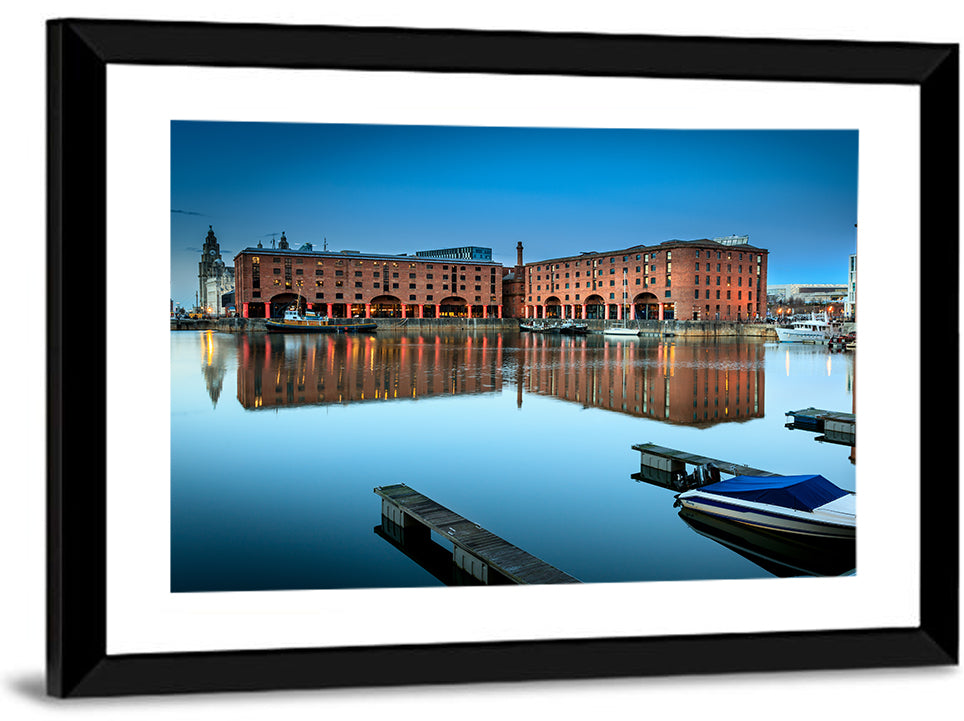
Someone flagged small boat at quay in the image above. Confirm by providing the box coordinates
[603,324,640,337]
[520,319,562,333]
[828,331,856,351]
[558,320,589,335]
[674,473,855,540]
[774,313,833,343]
[266,305,377,333]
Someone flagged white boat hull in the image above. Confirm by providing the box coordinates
[676,491,855,539]
[603,327,640,336]
[774,327,828,343]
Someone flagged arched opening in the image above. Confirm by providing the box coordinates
[584,294,605,319]
[438,296,468,317]
[268,292,306,318]
[632,292,660,320]
[544,296,562,319]
[370,295,402,318]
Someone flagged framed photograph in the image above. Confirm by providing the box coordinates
[48,19,957,697]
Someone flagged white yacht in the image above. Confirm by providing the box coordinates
[774,313,832,343]
[603,321,640,337]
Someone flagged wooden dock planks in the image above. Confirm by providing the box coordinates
[632,442,777,477]
[374,484,579,584]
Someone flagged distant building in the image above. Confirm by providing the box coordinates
[416,246,493,261]
[712,234,750,246]
[522,238,769,321]
[845,254,857,319]
[234,235,504,319]
[501,242,527,319]
[767,283,848,305]
[203,262,235,316]
[198,225,235,315]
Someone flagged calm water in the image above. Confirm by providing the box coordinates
[171,329,856,592]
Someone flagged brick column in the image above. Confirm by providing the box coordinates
[242,303,249,318]
[466,305,472,319]
[498,305,503,319]
[365,303,371,319]
[326,303,333,317]
[418,304,424,319]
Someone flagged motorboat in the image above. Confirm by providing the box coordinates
[774,312,833,343]
[677,506,855,577]
[674,473,855,539]
[266,304,377,333]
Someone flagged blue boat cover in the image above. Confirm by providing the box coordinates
[699,474,849,512]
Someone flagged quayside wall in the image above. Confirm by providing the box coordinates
[172,316,787,339]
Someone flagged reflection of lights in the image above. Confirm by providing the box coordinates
[203,330,214,366]
[785,349,790,376]
[827,354,832,376]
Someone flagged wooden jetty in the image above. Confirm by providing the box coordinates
[374,484,580,585]
[632,442,777,478]
[785,408,855,435]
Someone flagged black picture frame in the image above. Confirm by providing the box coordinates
[47,18,958,698]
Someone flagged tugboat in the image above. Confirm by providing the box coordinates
[266,304,377,333]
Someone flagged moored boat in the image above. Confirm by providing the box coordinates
[674,473,855,539]
[774,313,833,343]
[677,506,855,577]
[603,324,640,337]
[558,320,589,335]
[266,305,377,333]
[520,319,563,333]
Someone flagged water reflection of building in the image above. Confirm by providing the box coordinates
[520,334,764,426]
[200,330,228,407]
[236,333,504,410]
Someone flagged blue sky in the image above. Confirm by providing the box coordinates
[171,122,857,308]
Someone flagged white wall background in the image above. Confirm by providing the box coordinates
[3,1,961,719]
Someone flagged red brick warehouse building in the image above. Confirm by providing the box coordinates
[523,236,769,322]
[234,233,505,319]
